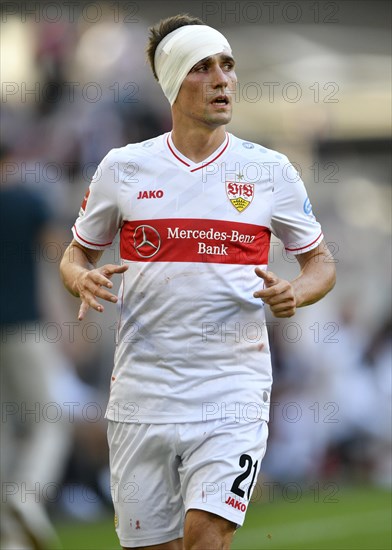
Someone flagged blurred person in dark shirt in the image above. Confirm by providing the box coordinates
[0,158,70,550]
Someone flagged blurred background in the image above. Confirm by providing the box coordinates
[0,0,391,548]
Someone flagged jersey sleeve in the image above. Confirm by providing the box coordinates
[270,157,324,254]
[72,150,122,250]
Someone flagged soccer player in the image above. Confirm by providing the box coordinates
[60,14,336,550]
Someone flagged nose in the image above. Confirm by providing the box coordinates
[211,64,229,88]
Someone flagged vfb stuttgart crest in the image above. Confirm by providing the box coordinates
[226,181,254,212]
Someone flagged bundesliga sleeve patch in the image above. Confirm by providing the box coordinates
[78,188,90,217]
[120,218,270,265]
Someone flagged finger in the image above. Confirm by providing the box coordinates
[93,286,119,303]
[78,301,92,321]
[100,264,129,277]
[79,291,106,316]
[270,307,296,318]
[254,268,278,286]
[261,292,296,307]
[82,279,119,304]
[87,265,127,289]
[254,289,274,300]
[253,285,283,300]
[267,298,295,308]
[89,271,115,289]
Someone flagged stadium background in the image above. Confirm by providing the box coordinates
[0,0,391,548]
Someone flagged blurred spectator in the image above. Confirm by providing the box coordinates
[362,316,392,487]
[0,154,71,549]
[262,302,392,487]
[34,20,76,116]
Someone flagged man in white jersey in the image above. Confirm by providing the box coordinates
[60,14,336,550]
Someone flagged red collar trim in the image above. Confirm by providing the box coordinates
[166,135,190,167]
[166,133,230,172]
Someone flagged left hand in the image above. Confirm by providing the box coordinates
[253,268,297,318]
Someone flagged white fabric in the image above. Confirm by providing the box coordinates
[154,25,232,105]
[108,418,268,546]
[72,133,323,424]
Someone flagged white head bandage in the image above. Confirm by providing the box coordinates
[154,25,232,106]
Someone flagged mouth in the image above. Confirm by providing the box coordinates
[210,95,230,107]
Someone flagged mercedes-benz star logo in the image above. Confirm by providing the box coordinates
[133,225,161,258]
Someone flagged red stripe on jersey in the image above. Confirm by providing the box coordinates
[73,225,113,247]
[120,219,271,265]
[285,232,323,252]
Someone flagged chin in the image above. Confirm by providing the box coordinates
[207,113,232,127]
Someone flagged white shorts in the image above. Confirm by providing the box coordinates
[107,418,268,548]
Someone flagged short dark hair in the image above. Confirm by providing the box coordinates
[146,14,205,81]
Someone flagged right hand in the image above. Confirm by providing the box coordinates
[75,263,128,320]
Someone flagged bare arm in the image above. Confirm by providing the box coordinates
[60,239,128,320]
[253,240,336,318]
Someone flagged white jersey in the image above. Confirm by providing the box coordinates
[72,132,323,423]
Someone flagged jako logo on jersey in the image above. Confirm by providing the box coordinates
[137,190,164,199]
[225,496,247,512]
[133,224,161,258]
[226,182,254,213]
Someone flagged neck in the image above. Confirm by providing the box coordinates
[170,122,227,163]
